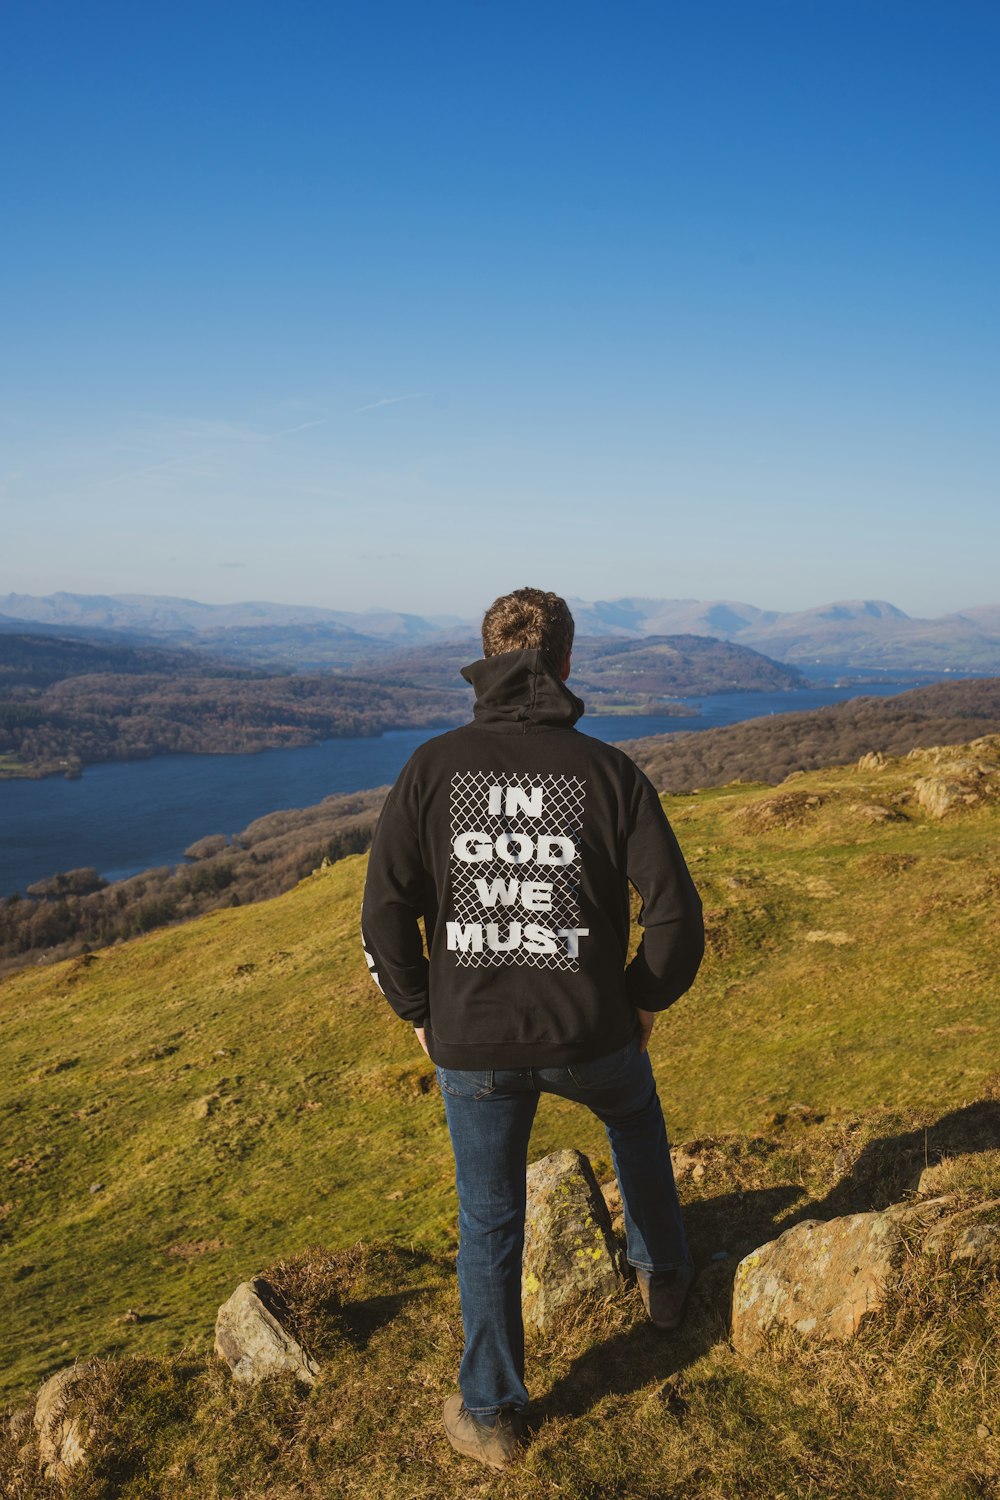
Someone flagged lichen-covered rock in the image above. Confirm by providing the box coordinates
[33,1363,91,1480]
[522,1149,623,1331]
[731,1203,943,1354]
[951,1223,1000,1268]
[214,1277,319,1384]
[922,1206,1000,1270]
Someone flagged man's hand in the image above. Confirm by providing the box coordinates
[415,1026,430,1058]
[636,1008,655,1052]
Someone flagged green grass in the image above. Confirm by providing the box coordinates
[2,737,999,1495]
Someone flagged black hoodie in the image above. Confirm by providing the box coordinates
[360,648,704,1068]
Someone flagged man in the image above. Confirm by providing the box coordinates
[360,586,704,1470]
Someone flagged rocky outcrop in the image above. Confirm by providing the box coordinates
[911,740,1000,818]
[214,1277,319,1385]
[914,776,980,818]
[33,1362,91,1481]
[522,1150,623,1332]
[921,1200,1000,1269]
[731,1201,950,1354]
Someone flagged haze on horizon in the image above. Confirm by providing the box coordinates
[2,1,997,621]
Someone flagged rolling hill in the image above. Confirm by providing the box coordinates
[1,734,997,1417]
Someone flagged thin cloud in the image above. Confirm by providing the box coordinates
[270,416,330,438]
[78,411,330,491]
[352,393,421,415]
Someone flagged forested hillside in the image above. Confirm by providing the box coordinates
[0,634,465,778]
[352,632,805,700]
[622,677,1000,791]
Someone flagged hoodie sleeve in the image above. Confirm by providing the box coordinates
[623,768,704,1012]
[360,780,430,1026]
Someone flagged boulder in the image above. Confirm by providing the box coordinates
[214,1277,319,1385]
[33,1363,91,1480]
[731,1203,943,1354]
[951,1223,1000,1269]
[522,1149,623,1331]
[913,776,976,818]
[921,1204,1000,1270]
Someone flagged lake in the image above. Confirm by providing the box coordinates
[0,680,930,896]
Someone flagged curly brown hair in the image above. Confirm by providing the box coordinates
[481,587,575,671]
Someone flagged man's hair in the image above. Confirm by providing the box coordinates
[481,587,575,670]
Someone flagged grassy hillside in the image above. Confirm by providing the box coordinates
[2,736,999,1491]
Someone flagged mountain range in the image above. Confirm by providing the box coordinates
[1,591,998,670]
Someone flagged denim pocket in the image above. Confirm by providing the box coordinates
[567,1038,637,1089]
[436,1066,495,1100]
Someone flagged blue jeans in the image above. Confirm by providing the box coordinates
[436,1034,691,1420]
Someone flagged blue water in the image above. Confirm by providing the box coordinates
[0,681,921,896]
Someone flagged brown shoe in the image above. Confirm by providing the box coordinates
[636,1264,695,1330]
[443,1393,526,1469]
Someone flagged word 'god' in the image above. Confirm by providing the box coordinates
[452,782,576,865]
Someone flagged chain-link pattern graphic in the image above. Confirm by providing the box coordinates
[448,770,587,970]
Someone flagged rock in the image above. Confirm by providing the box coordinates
[914,776,976,818]
[600,1178,625,1236]
[951,1223,1000,1268]
[33,1363,91,1480]
[731,1203,945,1353]
[214,1277,319,1385]
[849,802,899,823]
[600,1178,622,1217]
[88,1182,104,1194]
[922,1206,1000,1270]
[912,754,1000,818]
[670,1144,708,1181]
[857,751,887,771]
[522,1149,623,1332]
[192,1093,219,1120]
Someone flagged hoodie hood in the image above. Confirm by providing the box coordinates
[460,647,585,733]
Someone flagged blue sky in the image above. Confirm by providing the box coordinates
[2,0,997,618]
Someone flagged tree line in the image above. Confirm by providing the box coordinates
[0,656,466,776]
[620,677,1000,791]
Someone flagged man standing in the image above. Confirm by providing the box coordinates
[361,587,704,1470]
